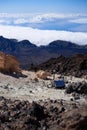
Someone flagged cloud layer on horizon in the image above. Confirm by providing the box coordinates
[0,13,87,46]
[0,13,87,32]
[0,25,87,46]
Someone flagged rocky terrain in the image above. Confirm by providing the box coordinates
[0,70,87,129]
[0,36,87,69]
[0,70,87,102]
[36,53,87,77]
[0,39,87,129]
[0,71,73,101]
[0,96,87,130]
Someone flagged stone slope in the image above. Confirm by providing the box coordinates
[36,53,87,77]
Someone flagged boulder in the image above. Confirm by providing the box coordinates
[36,70,51,80]
[65,81,87,95]
[59,107,87,130]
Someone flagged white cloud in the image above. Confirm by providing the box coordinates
[0,25,87,46]
[0,13,87,25]
[0,13,34,18]
[28,13,73,23]
[14,19,28,24]
[0,13,87,34]
[0,20,5,23]
[0,13,75,18]
[29,15,44,23]
[70,18,87,24]
[0,19,11,24]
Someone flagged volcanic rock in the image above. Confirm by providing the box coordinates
[36,53,87,77]
[65,81,87,95]
[0,97,87,130]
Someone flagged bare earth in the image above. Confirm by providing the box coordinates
[0,70,86,102]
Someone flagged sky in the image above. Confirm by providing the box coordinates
[0,0,87,45]
[0,0,87,13]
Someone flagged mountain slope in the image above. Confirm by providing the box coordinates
[36,53,87,76]
[0,36,87,69]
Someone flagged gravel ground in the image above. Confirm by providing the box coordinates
[0,70,86,103]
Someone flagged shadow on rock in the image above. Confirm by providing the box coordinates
[2,72,28,78]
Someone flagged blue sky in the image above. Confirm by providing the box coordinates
[0,0,87,13]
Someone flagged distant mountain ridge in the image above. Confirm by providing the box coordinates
[0,36,87,69]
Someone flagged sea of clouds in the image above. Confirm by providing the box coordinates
[0,13,87,46]
[0,25,87,46]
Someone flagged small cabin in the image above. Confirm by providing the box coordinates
[53,79,65,89]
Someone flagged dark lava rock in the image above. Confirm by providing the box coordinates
[36,53,87,77]
[0,97,87,130]
[72,93,80,100]
[29,102,46,120]
[65,81,87,95]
